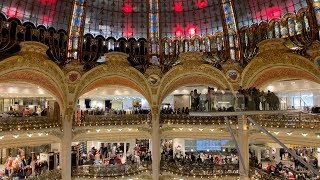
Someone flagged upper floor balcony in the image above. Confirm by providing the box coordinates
[0,115,61,132]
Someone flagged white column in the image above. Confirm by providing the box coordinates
[238,115,249,180]
[61,115,72,180]
[151,111,160,180]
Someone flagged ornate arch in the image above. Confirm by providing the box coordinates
[157,52,233,104]
[75,52,152,104]
[0,42,68,110]
[241,39,320,88]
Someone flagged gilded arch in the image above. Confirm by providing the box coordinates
[0,42,68,111]
[158,52,233,104]
[75,52,152,105]
[241,39,320,88]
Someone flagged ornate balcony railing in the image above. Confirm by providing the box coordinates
[160,114,237,125]
[28,169,61,180]
[75,114,150,127]
[0,116,61,131]
[160,160,239,177]
[72,162,151,178]
[251,113,320,129]
[160,112,320,129]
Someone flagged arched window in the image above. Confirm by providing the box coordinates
[288,17,295,36]
[164,40,170,55]
[216,35,223,51]
[204,37,211,52]
[295,18,303,35]
[184,40,189,52]
[268,25,274,38]
[108,39,114,51]
[274,22,280,38]
[303,13,310,32]
[174,40,179,55]
[194,38,200,51]
[280,22,288,38]
[189,40,194,52]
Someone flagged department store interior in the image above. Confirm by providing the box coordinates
[1,0,320,179]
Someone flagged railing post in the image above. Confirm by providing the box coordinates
[151,106,160,180]
[61,113,73,180]
[238,115,250,180]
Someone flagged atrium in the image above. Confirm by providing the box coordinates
[0,0,320,179]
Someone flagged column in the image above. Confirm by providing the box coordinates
[151,109,160,180]
[317,148,320,168]
[255,147,261,164]
[238,115,249,180]
[61,115,73,180]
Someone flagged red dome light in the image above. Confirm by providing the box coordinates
[267,7,282,19]
[174,3,183,12]
[6,9,17,18]
[43,15,50,23]
[123,4,133,13]
[174,26,184,36]
[187,26,197,36]
[198,0,207,9]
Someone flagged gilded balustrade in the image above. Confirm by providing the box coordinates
[160,160,239,177]
[160,114,237,125]
[75,114,150,127]
[252,113,320,129]
[0,116,61,132]
[72,162,151,178]
[160,113,320,129]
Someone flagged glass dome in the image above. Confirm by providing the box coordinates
[0,0,73,30]
[84,0,148,39]
[234,0,308,28]
[159,0,224,38]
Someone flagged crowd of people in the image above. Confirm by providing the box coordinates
[1,155,49,179]
[160,107,189,115]
[80,144,151,167]
[80,107,149,116]
[0,107,48,118]
[238,87,280,111]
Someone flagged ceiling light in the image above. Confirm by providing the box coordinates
[96,129,101,133]
[0,136,4,140]
[118,129,123,131]
[128,128,132,131]
[13,135,19,138]
[179,128,183,131]
[188,128,192,131]
[210,129,214,131]
[274,131,279,135]
[301,133,308,137]
[27,133,33,137]
[107,129,111,132]
[286,132,292,136]
[199,128,203,131]
[317,135,320,138]
[38,133,43,136]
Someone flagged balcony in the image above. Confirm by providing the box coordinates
[0,116,61,132]
[74,114,150,128]
[72,162,151,178]
[160,111,320,129]
[161,160,239,178]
